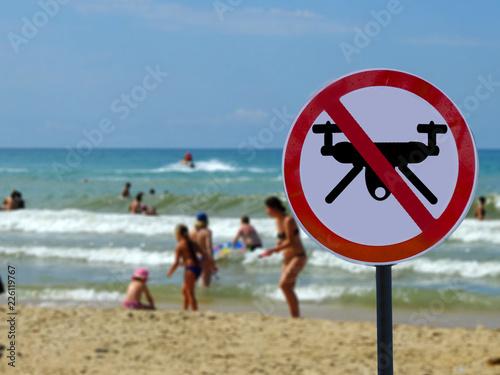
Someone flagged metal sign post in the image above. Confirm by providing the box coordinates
[376,265,393,375]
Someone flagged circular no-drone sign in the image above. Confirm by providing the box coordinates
[283,69,478,265]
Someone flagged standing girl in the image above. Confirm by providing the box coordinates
[264,196,307,318]
[167,224,216,311]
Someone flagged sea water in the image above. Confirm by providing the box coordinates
[0,148,499,316]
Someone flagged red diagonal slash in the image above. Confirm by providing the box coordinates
[321,97,436,231]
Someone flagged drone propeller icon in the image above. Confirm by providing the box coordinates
[312,121,448,204]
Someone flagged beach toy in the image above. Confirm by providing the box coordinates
[258,250,273,259]
[213,241,244,261]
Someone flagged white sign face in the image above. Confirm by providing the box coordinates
[300,87,459,246]
[283,69,478,265]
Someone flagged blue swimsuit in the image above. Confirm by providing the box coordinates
[186,265,202,279]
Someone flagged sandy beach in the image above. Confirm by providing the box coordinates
[1,305,500,375]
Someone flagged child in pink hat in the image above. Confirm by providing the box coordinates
[122,268,155,310]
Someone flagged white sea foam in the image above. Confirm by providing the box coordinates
[449,218,500,244]
[247,246,500,279]
[242,248,371,274]
[0,209,177,236]
[2,215,499,281]
[23,288,123,302]
[152,159,239,173]
[0,209,281,238]
[2,209,500,283]
[0,245,174,265]
[303,250,372,273]
[0,168,29,173]
[256,284,374,302]
[399,257,500,278]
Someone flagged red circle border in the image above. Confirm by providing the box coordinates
[283,69,478,265]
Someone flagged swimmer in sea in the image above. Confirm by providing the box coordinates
[167,224,217,311]
[2,190,24,211]
[474,196,486,221]
[129,192,143,214]
[121,182,131,198]
[231,215,262,251]
[264,196,307,318]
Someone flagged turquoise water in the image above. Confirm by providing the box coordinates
[0,148,499,314]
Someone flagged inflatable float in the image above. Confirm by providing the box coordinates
[213,241,245,261]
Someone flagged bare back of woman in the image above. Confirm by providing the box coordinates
[190,223,213,287]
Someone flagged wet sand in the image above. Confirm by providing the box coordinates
[1,305,500,374]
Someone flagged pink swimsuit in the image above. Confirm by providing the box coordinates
[122,300,142,309]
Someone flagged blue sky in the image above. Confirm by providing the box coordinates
[1,0,499,149]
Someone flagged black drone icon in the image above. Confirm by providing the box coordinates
[312,121,448,204]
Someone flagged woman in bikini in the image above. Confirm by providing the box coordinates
[190,212,214,287]
[167,224,216,311]
[264,196,307,318]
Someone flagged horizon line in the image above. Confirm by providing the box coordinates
[0,146,285,151]
[0,146,497,151]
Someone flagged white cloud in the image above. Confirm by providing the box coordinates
[228,108,269,123]
[74,1,350,35]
